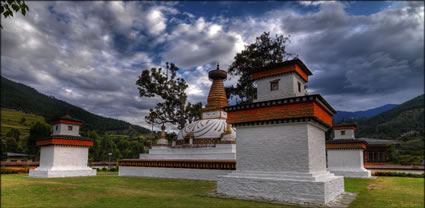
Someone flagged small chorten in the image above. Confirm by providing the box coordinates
[29,115,96,178]
[156,124,169,146]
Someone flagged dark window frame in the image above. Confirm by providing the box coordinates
[270,79,280,91]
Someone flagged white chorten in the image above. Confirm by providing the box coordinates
[326,124,372,178]
[138,64,236,160]
[217,59,344,206]
[29,115,96,178]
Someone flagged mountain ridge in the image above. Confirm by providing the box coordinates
[1,76,150,135]
[334,104,399,121]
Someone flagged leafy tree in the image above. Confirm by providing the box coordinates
[227,32,296,104]
[27,121,51,157]
[1,0,30,29]
[20,117,26,124]
[129,141,144,158]
[6,128,20,140]
[87,130,100,161]
[136,62,202,129]
[6,137,18,152]
[117,139,130,158]
[1,139,7,160]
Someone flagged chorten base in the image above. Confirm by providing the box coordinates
[329,169,372,178]
[217,170,344,206]
[29,167,96,178]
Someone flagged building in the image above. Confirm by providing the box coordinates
[217,58,344,206]
[326,124,372,178]
[119,64,236,181]
[29,115,96,178]
[360,138,400,164]
[3,152,34,162]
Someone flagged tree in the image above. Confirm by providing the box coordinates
[1,0,30,29]
[136,62,202,129]
[6,128,20,140]
[87,130,100,161]
[27,121,51,157]
[227,32,296,104]
[6,137,18,152]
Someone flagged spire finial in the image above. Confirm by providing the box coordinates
[216,62,220,70]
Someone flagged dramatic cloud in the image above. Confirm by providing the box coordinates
[1,1,423,129]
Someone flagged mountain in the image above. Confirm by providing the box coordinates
[1,76,150,135]
[334,104,398,122]
[353,94,424,139]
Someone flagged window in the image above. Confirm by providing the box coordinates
[341,131,345,135]
[68,126,73,131]
[21,160,27,162]
[298,82,302,93]
[270,80,279,91]
[10,160,17,162]
[55,125,58,130]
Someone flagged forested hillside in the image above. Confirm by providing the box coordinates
[355,94,424,139]
[1,76,150,135]
[343,94,424,165]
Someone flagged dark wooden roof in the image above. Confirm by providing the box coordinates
[252,58,313,76]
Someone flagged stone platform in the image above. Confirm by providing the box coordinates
[217,170,344,206]
[29,168,96,178]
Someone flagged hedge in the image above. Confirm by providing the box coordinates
[373,171,425,178]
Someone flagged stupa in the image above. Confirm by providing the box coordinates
[29,116,96,178]
[119,64,236,180]
[217,58,344,206]
[326,124,372,178]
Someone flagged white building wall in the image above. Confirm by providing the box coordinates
[53,123,80,136]
[140,144,236,160]
[235,123,310,172]
[327,149,371,178]
[119,166,232,181]
[308,124,327,172]
[217,122,345,206]
[29,145,95,178]
[255,73,305,102]
[333,129,355,139]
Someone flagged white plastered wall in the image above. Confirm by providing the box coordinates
[333,129,355,139]
[217,122,345,206]
[53,123,80,136]
[140,144,236,160]
[255,73,305,102]
[327,149,371,178]
[29,145,96,178]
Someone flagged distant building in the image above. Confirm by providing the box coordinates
[3,152,34,162]
[360,138,400,164]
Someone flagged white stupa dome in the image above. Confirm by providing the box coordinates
[177,119,236,140]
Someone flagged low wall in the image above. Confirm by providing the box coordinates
[119,166,232,181]
[119,159,236,181]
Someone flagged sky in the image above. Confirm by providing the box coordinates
[1,1,424,130]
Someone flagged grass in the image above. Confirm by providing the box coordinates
[346,177,424,208]
[1,108,45,137]
[1,174,424,208]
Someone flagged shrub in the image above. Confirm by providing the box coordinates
[373,171,425,178]
[102,167,107,171]
[1,167,33,174]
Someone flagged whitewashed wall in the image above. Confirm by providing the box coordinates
[53,123,80,136]
[255,73,305,102]
[333,129,355,139]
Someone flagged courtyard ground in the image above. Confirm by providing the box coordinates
[1,174,423,208]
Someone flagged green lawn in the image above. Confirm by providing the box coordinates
[1,174,423,208]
